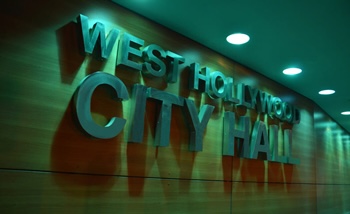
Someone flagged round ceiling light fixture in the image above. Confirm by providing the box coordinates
[318,89,335,95]
[341,111,350,115]
[282,67,302,75]
[226,33,250,45]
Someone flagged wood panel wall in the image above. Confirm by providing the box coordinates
[314,107,350,214]
[0,0,349,213]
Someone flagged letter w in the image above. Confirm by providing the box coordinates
[77,14,120,60]
[257,91,274,114]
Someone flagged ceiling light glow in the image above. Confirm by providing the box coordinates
[341,111,350,115]
[226,33,250,45]
[282,68,302,75]
[318,89,335,95]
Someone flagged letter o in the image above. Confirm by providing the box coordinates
[283,102,293,123]
[209,71,227,99]
[273,97,283,119]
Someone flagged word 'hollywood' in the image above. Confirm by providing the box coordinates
[73,14,300,164]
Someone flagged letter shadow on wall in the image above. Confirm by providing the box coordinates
[179,66,202,106]
[170,104,194,179]
[222,155,234,194]
[237,127,295,191]
[126,108,150,197]
[126,97,156,197]
[279,123,295,191]
[239,158,266,186]
[56,22,84,84]
[51,85,123,196]
[56,21,108,84]
[180,66,232,193]
[268,162,295,191]
[126,98,196,197]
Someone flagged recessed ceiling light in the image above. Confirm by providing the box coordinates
[318,89,335,95]
[226,33,250,45]
[282,68,302,75]
[341,111,350,115]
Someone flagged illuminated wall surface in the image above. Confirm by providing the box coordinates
[0,0,349,213]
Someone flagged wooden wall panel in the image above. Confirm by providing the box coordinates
[231,182,316,214]
[314,108,350,185]
[316,184,350,214]
[314,107,350,213]
[0,170,231,214]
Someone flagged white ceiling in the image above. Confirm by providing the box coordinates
[113,0,350,133]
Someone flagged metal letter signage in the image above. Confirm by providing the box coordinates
[78,14,120,60]
[74,72,129,139]
[184,99,215,152]
[72,14,301,164]
[223,112,250,158]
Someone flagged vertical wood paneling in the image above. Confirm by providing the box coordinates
[231,182,317,214]
[314,107,350,213]
[316,184,350,214]
[0,170,231,214]
[314,107,350,184]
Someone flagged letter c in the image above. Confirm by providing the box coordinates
[74,71,129,139]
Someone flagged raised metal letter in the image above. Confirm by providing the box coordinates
[209,71,227,99]
[284,129,300,164]
[248,86,259,110]
[283,102,293,123]
[272,97,283,119]
[251,121,271,160]
[237,83,251,108]
[74,72,129,139]
[128,84,148,143]
[142,44,166,77]
[147,88,184,147]
[189,63,210,93]
[224,77,240,104]
[166,51,185,83]
[77,14,120,60]
[293,108,301,124]
[117,33,144,71]
[255,91,274,114]
[222,112,251,158]
[269,125,287,163]
[184,99,215,151]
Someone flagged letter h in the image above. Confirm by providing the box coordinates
[189,63,210,93]
[223,112,251,158]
